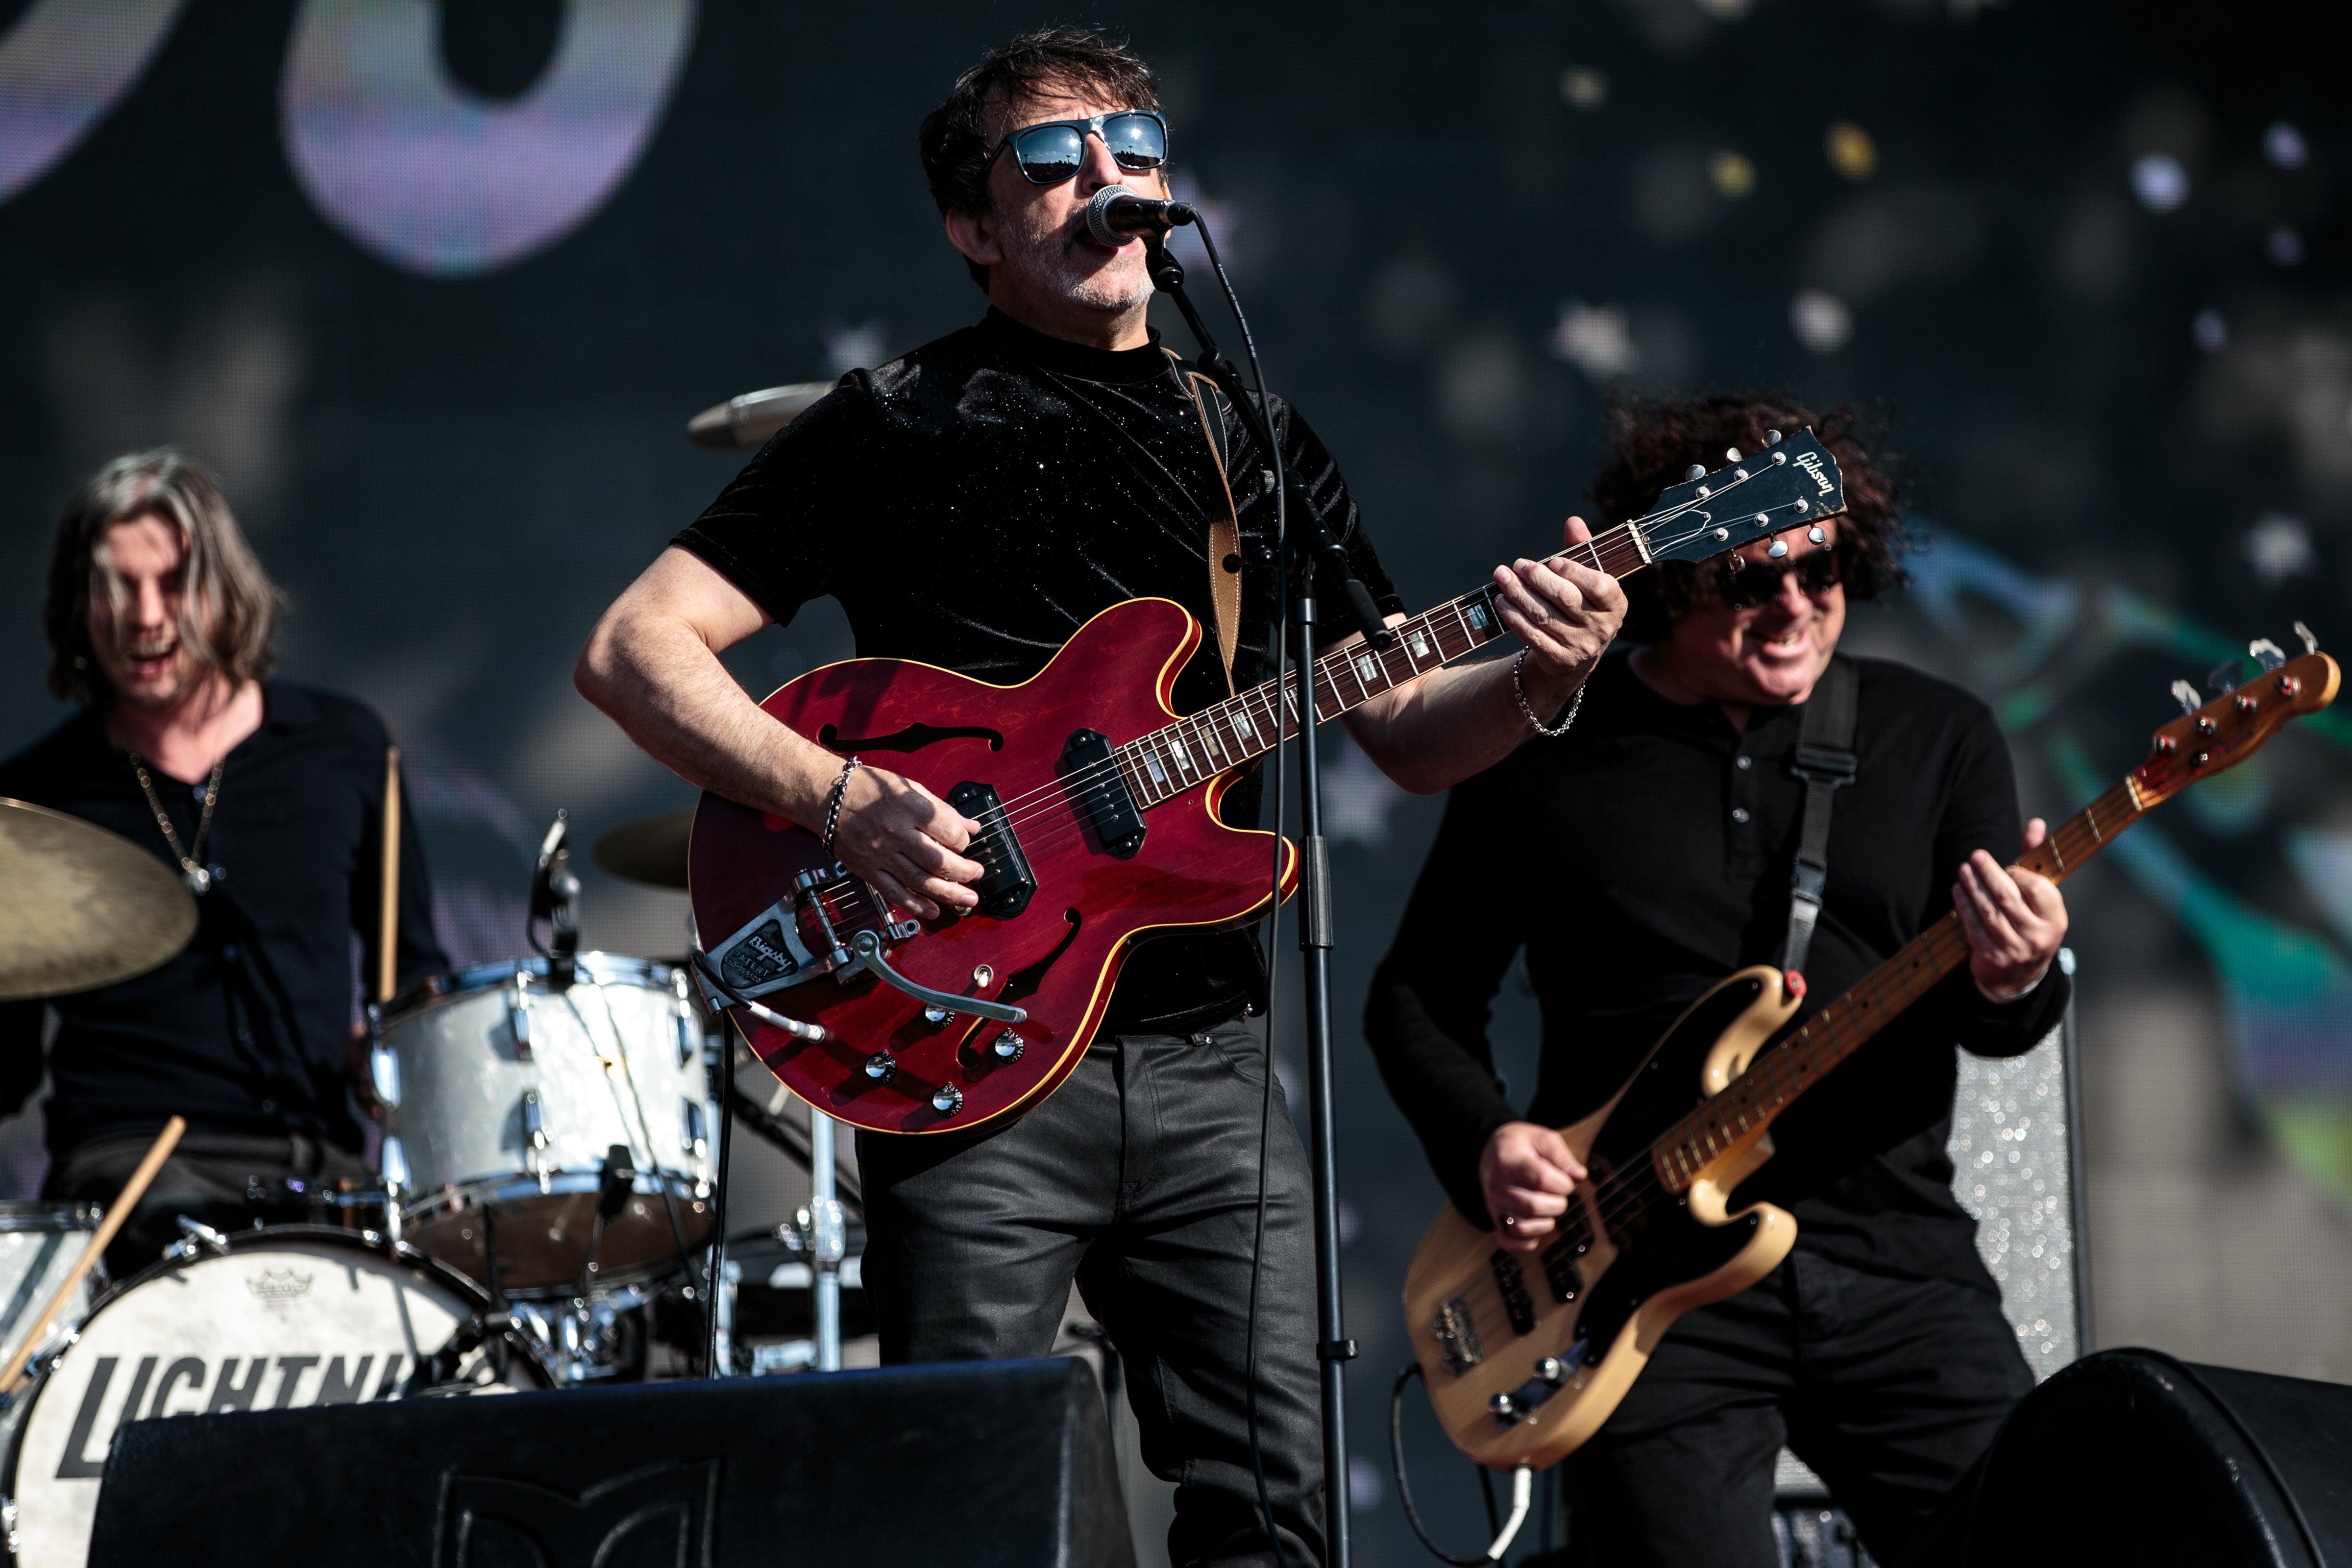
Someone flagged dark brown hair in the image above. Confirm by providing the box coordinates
[1590,393,1910,644]
[917,27,1163,293]
[44,449,283,705]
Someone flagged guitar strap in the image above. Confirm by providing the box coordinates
[1781,655,1859,977]
[1166,350,1245,697]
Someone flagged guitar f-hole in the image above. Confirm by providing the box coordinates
[817,721,1004,753]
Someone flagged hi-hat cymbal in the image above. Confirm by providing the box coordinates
[0,798,197,1001]
[592,809,693,890]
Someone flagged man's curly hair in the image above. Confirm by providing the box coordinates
[1590,393,1911,644]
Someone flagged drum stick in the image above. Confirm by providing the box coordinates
[0,1115,186,1395]
[377,745,400,1004]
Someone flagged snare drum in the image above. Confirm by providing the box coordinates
[374,954,718,1296]
[0,1205,102,1380]
[1,1225,545,1568]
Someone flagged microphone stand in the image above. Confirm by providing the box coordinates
[1148,231,1369,1568]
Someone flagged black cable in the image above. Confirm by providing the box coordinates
[1183,210,1295,1568]
[1388,1363,1496,1567]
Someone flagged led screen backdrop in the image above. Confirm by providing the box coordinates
[2,1,2349,1557]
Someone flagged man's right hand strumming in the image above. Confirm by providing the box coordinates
[1481,1119,1585,1254]
[826,763,984,921]
[575,545,990,920]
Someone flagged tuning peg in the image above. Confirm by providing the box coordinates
[2295,620,2320,655]
[2171,680,2202,716]
[1724,552,1746,575]
[2250,638,2287,672]
[1764,429,1783,446]
[1725,446,1742,462]
[1685,464,1707,481]
[1766,537,1790,559]
[2207,659,2245,697]
[1807,525,1826,544]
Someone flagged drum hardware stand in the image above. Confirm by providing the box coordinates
[1148,219,1369,1568]
[528,811,582,989]
[808,1108,845,1372]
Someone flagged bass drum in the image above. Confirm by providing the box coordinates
[0,1204,103,1383]
[1,1226,544,1568]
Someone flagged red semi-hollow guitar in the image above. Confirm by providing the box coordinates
[691,431,1848,1134]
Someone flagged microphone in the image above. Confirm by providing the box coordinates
[1085,186,1195,245]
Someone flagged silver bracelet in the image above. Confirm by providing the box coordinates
[820,756,861,855]
[1513,651,1586,738]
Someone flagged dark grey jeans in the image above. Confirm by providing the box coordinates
[857,1022,1323,1568]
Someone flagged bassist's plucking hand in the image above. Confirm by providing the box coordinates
[1480,1120,1587,1254]
[1954,818,2069,1004]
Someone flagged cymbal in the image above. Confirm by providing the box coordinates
[592,808,693,890]
[0,798,196,1001]
[686,382,833,451]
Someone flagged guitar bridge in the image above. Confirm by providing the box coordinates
[1432,1297,1483,1375]
[705,866,913,1001]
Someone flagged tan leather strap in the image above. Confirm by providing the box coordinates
[1168,352,1244,696]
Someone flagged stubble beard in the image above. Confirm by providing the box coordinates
[1000,208,1153,316]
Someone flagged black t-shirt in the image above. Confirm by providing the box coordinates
[1364,649,2071,1294]
[676,308,1402,1034]
[0,683,446,1156]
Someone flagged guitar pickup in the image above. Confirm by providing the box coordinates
[945,782,1035,919]
[1490,1250,1538,1335]
[1062,729,1145,858]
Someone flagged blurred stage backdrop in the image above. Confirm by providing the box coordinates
[2,0,2348,1559]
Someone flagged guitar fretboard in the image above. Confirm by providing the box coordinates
[1111,525,1654,806]
[1649,778,2146,1194]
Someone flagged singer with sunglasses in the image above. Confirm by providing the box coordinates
[1365,396,2071,1567]
[576,27,1627,1568]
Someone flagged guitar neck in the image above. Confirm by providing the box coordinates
[1112,524,1655,807]
[1651,775,2146,1194]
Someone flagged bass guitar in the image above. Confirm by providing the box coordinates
[1400,639,2340,1468]
[691,431,1847,1135]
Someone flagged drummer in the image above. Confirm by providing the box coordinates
[0,450,446,1271]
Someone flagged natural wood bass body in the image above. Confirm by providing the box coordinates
[1402,966,1801,1468]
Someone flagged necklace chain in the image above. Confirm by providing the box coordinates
[129,752,225,896]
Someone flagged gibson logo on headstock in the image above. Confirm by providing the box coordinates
[720,921,798,989]
[1793,449,1834,496]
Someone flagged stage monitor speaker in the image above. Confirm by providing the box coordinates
[86,1357,1136,1568]
[1898,1348,2352,1568]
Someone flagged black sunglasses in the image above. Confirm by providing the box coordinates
[990,110,1170,186]
[1711,547,1841,610]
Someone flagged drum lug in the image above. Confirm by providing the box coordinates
[163,1215,232,1263]
[509,974,534,1061]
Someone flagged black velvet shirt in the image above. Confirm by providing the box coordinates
[1365,649,2070,1293]
[0,683,445,1157]
[677,308,1402,1034]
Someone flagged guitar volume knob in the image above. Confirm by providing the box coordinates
[862,1052,897,1083]
[931,1084,964,1116]
[992,1031,1025,1062]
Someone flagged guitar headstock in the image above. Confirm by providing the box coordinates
[2130,643,2341,809]
[1635,428,1848,567]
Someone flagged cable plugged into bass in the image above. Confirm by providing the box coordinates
[1391,1363,1537,1564]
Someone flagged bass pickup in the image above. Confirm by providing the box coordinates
[1061,729,1145,859]
[945,782,1035,918]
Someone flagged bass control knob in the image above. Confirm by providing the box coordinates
[992,1031,1025,1062]
[931,1084,964,1116]
[1535,1356,1565,1386]
[863,1052,897,1083]
[1488,1392,1521,1423]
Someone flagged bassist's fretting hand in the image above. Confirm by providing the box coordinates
[1954,818,2068,1002]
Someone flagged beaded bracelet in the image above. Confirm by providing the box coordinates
[820,756,862,855]
[1513,651,1587,738]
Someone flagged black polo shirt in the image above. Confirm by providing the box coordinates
[1365,648,2071,1293]
[0,682,445,1157]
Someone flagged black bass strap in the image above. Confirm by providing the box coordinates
[1782,655,1859,977]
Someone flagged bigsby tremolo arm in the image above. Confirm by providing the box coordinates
[848,930,1026,1025]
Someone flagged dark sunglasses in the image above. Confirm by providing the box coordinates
[1711,548,1841,610]
[991,110,1170,186]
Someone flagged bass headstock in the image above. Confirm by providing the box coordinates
[2130,640,2341,810]
[1635,428,1849,567]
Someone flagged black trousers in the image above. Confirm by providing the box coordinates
[1564,1251,2032,1568]
[857,1022,1323,1568]
[45,1128,375,1282]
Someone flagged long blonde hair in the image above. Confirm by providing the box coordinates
[44,450,284,705]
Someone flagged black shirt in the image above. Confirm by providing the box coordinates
[0,683,445,1157]
[677,308,1402,1034]
[1364,649,2071,1293]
